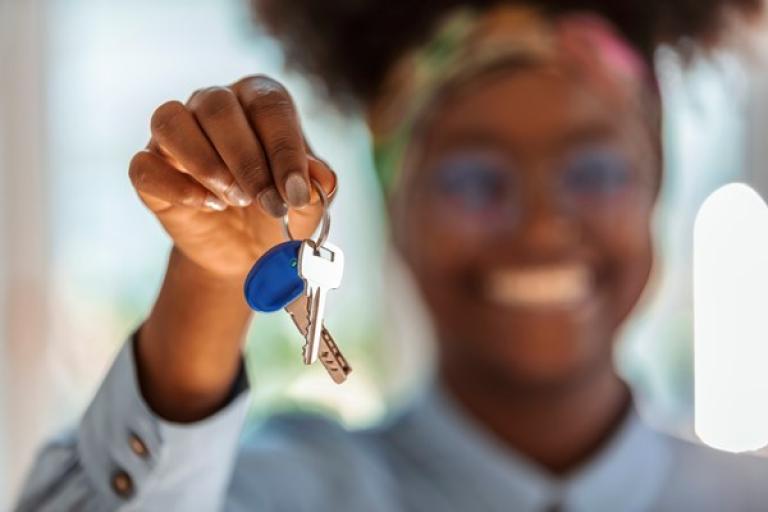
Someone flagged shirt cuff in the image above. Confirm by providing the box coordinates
[76,334,250,510]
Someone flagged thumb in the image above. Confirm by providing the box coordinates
[307,155,338,204]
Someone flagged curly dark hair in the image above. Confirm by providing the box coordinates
[252,0,761,110]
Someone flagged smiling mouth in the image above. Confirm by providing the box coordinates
[484,263,595,308]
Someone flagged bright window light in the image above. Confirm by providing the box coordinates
[694,182,768,452]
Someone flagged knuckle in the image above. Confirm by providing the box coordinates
[186,87,207,103]
[269,134,302,165]
[234,153,268,180]
[236,74,285,93]
[239,165,271,194]
[150,100,186,136]
[253,75,288,93]
[190,86,238,120]
[128,151,152,188]
[241,171,268,192]
[194,155,227,182]
[243,83,294,119]
[180,180,202,200]
[247,94,293,119]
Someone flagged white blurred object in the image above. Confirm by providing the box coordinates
[694,182,768,452]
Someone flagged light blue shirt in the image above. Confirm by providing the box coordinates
[14,337,768,511]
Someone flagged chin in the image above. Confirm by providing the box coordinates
[436,275,619,392]
[441,322,615,395]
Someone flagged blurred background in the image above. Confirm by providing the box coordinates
[1,0,768,507]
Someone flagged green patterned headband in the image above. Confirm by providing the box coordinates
[366,5,654,194]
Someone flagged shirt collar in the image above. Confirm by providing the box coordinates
[398,384,671,512]
[561,398,672,511]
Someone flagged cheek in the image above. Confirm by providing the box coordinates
[400,192,497,257]
[397,194,482,309]
[403,203,469,279]
[587,196,654,325]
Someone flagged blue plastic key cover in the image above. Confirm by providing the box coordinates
[243,240,305,312]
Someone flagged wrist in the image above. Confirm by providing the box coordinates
[136,247,254,421]
[168,246,245,292]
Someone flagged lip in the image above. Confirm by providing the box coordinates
[481,262,597,311]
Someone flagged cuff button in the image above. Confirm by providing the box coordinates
[128,432,149,458]
[111,469,134,498]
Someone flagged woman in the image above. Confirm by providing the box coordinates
[16,0,768,510]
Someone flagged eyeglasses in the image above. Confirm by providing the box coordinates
[418,145,656,232]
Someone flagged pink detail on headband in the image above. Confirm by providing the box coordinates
[557,13,654,83]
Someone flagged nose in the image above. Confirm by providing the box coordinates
[514,175,582,255]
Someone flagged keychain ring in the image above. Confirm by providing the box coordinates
[281,178,331,248]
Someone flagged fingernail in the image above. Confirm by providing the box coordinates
[204,194,228,211]
[224,182,252,207]
[284,173,310,208]
[258,187,288,217]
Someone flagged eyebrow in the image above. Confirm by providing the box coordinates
[431,120,619,157]
[556,121,619,149]
[432,131,511,152]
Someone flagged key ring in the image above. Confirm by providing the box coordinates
[282,178,331,249]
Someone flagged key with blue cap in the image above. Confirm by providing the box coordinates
[244,173,352,384]
[244,243,351,383]
[244,242,351,383]
[244,174,351,383]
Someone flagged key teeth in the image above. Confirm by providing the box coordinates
[286,295,351,383]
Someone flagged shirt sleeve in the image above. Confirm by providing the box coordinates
[14,334,251,512]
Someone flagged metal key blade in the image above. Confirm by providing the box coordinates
[318,327,351,384]
[285,295,351,383]
[284,288,312,336]
[298,240,344,365]
[305,284,326,364]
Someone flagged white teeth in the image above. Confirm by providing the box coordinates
[485,264,593,307]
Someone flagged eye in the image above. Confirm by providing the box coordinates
[561,147,632,195]
[433,153,511,211]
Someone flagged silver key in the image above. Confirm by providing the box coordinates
[298,239,344,364]
[285,295,352,384]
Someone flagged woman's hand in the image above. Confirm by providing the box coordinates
[129,75,336,422]
[129,75,336,282]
